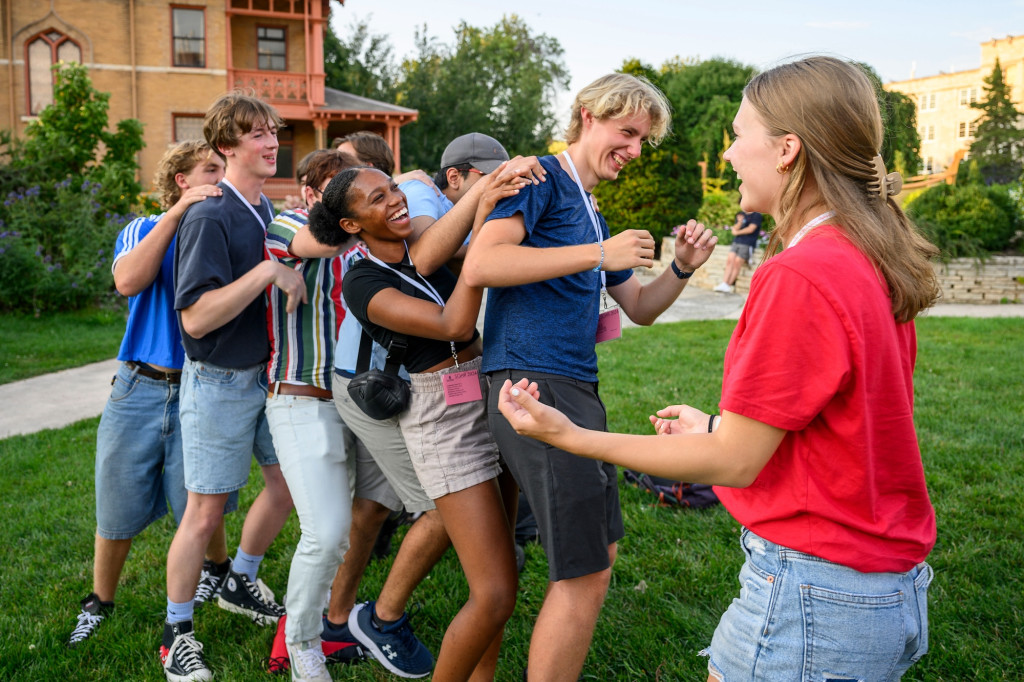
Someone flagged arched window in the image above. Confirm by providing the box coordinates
[27,30,82,115]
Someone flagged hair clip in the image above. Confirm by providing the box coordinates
[869,155,902,199]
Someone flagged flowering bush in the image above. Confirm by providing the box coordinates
[0,179,130,312]
[0,62,143,312]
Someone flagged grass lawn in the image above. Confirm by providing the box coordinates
[0,305,127,385]
[0,317,1021,680]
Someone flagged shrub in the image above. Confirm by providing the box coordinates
[906,183,1018,256]
[0,179,127,312]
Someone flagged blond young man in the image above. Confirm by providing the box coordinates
[463,73,717,680]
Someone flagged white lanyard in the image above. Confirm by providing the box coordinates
[366,248,445,306]
[367,247,461,366]
[561,150,607,290]
[787,210,836,249]
[222,179,272,227]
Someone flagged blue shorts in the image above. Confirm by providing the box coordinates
[705,528,933,681]
[180,359,278,494]
[95,362,237,539]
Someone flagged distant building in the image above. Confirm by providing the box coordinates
[886,33,1024,176]
[0,0,417,200]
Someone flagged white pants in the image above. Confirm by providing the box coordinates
[266,395,353,645]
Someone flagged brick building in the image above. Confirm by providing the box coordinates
[0,0,417,200]
[886,33,1024,176]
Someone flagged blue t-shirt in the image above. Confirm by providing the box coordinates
[112,214,185,369]
[481,155,632,382]
[399,179,454,222]
[734,212,763,247]
[174,181,274,368]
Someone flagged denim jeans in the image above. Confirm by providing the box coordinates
[705,528,933,681]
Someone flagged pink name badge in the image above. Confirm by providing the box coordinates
[596,308,622,343]
[442,368,483,406]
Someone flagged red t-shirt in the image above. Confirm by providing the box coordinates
[715,225,936,573]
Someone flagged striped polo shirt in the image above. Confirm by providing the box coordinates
[265,208,345,389]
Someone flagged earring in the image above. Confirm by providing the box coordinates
[776,162,790,174]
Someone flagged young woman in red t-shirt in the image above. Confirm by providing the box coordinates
[497,55,940,681]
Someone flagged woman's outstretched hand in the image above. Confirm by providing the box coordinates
[649,404,710,436]
[497,378,573,445]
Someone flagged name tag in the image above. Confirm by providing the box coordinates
[596,307,622,343]
[442,368,483,405]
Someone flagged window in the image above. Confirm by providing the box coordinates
[274,127,294,179]
[957,120,979,140]
[26,30,81,115]
[173,114,205,142]
[257,26,286,71]
[172,7,205,67]
[918,92,937,111]
[919,124,935,143]
[920,157,934,174]
[958,87,978,107]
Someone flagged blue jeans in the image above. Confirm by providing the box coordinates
[705,528,933,681]
[95,362,237,539]
[266,394,353,645]
[179,359,277,494]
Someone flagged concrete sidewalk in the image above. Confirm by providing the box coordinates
[1,289,1021,439]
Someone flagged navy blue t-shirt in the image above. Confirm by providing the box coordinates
[734,212,763,247]
[174,181,273,368]
[481,155,632,382]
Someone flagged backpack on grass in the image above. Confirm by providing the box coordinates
[622,469,720,509]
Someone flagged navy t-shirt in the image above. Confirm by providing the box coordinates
[174,182,273,368]
[734,212,763,247]
[481,155,632,383]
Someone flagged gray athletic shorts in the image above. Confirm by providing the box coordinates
[486,369,624,582]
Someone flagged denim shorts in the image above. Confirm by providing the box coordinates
[704,528,933,681]
[95,362,237,539]
[400,357,501,500]
[179,359,278,494]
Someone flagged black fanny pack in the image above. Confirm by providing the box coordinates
[346,333,410,420]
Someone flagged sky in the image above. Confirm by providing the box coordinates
[333,0,1024,124]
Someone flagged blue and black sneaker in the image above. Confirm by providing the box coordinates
[347,601,433,678]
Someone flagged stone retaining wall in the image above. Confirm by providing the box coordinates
[659,237,1024,304]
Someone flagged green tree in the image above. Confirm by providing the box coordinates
[14,62,144,215]
[659,57,756,188]
[970,58,1024,184]
[323,18,400,102]
[860,64,922,177]
[592,59,702,250]
[396,15,570,170]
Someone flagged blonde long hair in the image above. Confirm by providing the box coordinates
[746,56,939,322]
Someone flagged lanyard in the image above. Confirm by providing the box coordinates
[787,210,836,249]
[366,248,445,306]
[561,150,607,291]
[366,247,460,367]
[222,179,272,227]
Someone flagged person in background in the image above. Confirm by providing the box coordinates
[714,210,762,293]
[497,55,938,682]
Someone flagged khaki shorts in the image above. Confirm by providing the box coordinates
[400,356,501,500]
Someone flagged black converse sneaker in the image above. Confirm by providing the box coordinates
[68,593,114,647]
[160,620,212,682]
[193,559,230,608]
[216,569,285,626]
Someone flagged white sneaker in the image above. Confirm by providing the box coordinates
[287,639,331,682]
[713,282,734,293]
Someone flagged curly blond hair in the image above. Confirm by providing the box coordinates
[152,140,216,210]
